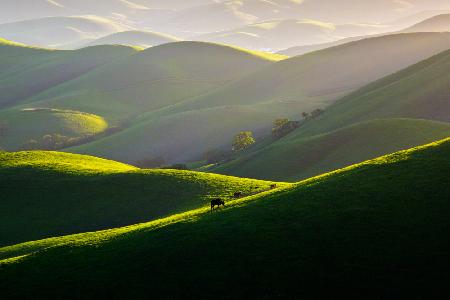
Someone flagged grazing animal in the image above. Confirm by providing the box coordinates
[211,198,225,210]
[234,192,243,198]
[270,184,277,189]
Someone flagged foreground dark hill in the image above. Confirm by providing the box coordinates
[0,151,276,246]
[1,138,450,298]
[69,32,450,164]
[212,48,450,181]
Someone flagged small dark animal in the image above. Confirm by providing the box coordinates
[234,192,243,198]
[270,184,277,189]
[211,198,225,210]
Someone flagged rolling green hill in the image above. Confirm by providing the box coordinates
[0,151,278,246]
[24,41,282,123]
[1,138,449,298]
[0,108,108,150]
[67,32,450,164]
[210,119,450,181]
[0,40,139,109]
[211,49,450,181]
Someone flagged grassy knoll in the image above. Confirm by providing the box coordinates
[210,119,450,181]
[0,151,279,246]
[1,138,449,298]
[0,108,108,150]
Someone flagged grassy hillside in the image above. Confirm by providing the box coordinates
[210,119,450,181]
[0,151,279,246]
[24,41,282,122]
[1,138,449,298]
[287,48,450,138]
[212,49,450,181]
[0,41,139,109]
[86,30,181,48]
[0,108,108,150]
[68,32,450,164]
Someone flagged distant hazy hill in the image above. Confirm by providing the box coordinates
[0,16,129,49]
[68,32,450,165]
[195,19,387,51]
[212,48,450,181]
[403,13,450,32]
[86,30,181,48]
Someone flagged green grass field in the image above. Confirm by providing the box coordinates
[0,108,108,150]
[210,119,450,181]
[1,138,449,298]
[0,151,280,246]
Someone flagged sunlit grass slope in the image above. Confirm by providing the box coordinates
[0,108,108,150]
[0,151,278,246]
[210,119,450,181]
[25,41,280,122]
[289,48,450,138]
[213,48,450,181]
[0,40,139,108]
[1,139,450,298]
[68,32,450,164]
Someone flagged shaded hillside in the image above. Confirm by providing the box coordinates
[211,119,450,181]
[86,30,180,48]
[1,138,450,298]
[70,32,450,164]
[0,151,278,246]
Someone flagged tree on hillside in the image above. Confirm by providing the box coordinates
[204,149,230,164]
[272,118,301,138]
[232,131,255,152]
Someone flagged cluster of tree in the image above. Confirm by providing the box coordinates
[21,134,77,151]
[203,149,232,164]
[302,108,325,120]
[134,156,189,170]
[272,118,301,138]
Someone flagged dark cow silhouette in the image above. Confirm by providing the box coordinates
[270,184,277,189]
[211,198,225,210]
[234,192,243,198]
